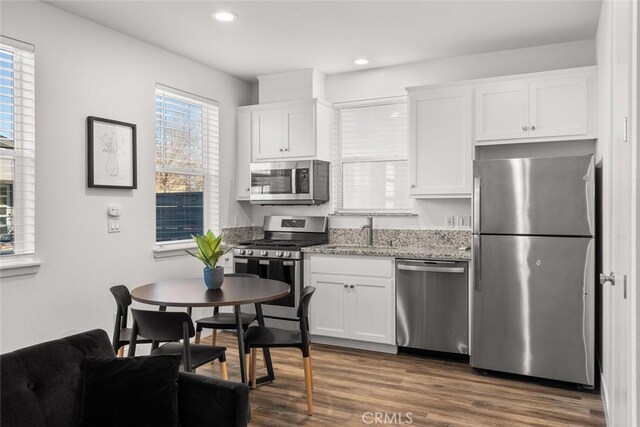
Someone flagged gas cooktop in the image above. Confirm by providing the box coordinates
[236,239,325,249]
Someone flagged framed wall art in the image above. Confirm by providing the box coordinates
[87,116,137,189]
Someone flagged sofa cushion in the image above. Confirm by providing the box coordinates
[80,355,181,427]
[0,329,115,427]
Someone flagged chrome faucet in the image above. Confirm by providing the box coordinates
[360,217,373,246]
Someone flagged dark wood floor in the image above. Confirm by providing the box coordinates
[198,332,605,426]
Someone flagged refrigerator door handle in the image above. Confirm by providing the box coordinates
[473,235,480,291]
[473,177,481,233]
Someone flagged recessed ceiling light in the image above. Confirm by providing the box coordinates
[212,11,238,22]
[354,58,369,65]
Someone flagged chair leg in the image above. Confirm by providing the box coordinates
[244,352,251,384]
[251,349,257,390]
[117,346,125,357]
[211,329,217,346]
[263,348,268,369]
[308,346,314,390]
[195,330,201,345]
[303,356,314,415]
[220,360,228,381]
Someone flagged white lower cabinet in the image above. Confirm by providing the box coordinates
[307,254,395,345]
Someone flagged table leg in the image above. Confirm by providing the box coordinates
[152,306,168,350]
[255,304,275,383]
[234,305,247,384]
[234,305,252,422]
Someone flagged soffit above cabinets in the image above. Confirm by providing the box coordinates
[47,1,601,81]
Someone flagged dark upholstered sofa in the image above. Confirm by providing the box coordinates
[0,329,249,427]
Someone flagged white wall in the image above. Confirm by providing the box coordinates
[252,39,596,229]
[0,1,253,352]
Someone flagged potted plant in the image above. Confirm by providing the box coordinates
[186,230,227,289]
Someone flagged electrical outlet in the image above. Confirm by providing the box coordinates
[445,216,455,228]
[457,216,471,229]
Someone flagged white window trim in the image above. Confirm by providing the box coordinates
[332,96,415,215]
[153,84,220,250]
[0,255,42,278]
[0,36,37,274]
[152,240,197,258]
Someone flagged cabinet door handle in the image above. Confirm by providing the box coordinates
[279,148,284,152]
[343,284,348,288]
[349,284,355,289]
[410,184,415,188]
[245,187,250,192]
[522,126,528,131]
[284,148,289,152]
[531,125,535,130]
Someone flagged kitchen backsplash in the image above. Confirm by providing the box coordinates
[329,228,471,249]
[222,225,471,249]
[221,226,263,244]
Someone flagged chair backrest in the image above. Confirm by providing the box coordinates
[109,285,132,323]
[131,309,195,342]
[109,285,132,351]
[296,286,316,321]
[296,286,316,343]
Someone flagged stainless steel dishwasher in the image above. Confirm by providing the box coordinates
[396,259,469,354]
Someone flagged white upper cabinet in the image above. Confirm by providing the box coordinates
[252,109,284,160]
[283,104,315,158]
[475,68,597,144]
[236,110,252,200]
[529,76,589,139]
[248,99,331,162]
[475,82,529,141]
[409,86,473,198]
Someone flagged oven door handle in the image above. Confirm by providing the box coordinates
[235,258,296,267]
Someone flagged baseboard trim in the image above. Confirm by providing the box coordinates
[311,335,398,354]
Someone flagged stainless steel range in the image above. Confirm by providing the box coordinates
[233,215,328,321]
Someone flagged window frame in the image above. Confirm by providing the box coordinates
[0,36,40,277]
[332,96,414,215]
[153,84,219,250]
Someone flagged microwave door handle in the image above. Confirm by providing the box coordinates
[291,168,297,194]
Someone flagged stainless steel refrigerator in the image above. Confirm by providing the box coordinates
[472,155,595,387]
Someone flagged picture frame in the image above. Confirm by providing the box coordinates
[87,116,137,189]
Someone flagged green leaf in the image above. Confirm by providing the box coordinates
[188,230,224,269]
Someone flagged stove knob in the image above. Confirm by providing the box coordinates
[284,252,291,258]
[246,249,253,256]
[238,249,246,255]
[261,250,268,256]
[276,251,283,257]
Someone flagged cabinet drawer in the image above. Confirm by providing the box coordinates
[309,254,394,278]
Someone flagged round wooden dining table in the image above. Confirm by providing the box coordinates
[130,276,290,385]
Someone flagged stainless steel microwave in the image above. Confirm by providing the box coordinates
[249,160,330,205]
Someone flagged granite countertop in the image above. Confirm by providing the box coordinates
[302,244,471,261]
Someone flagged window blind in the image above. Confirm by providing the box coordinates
[155,85,219,243]
[333,98,412,212]
[0,37,35,256]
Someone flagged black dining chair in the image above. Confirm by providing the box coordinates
[109,285,153,357]
[129,309,228,379]
[194,273,259,346]
[243,286,316,415]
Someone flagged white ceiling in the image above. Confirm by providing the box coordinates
[47,0,602,82]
